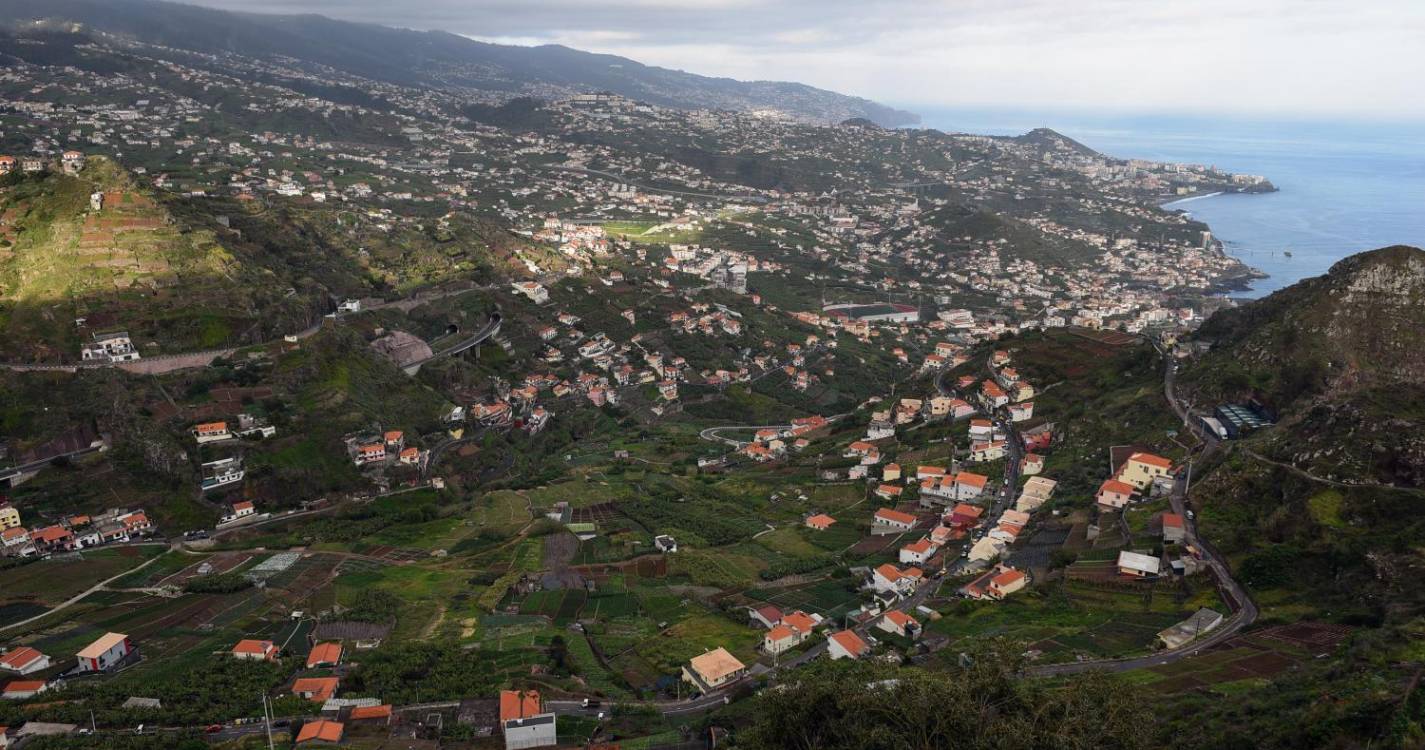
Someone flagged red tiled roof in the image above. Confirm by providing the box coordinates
[830,630,869,657]
[874,508,916,526]
[1129,452,1173,469]
[295,719,344,744]
[0,647,45,670]
[499,690,542,723]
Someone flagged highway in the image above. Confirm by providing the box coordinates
[401,314,502,374]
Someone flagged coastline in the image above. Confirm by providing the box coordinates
[1161,191,1223,208]
[1159,190,1272,296]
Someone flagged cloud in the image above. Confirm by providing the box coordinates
[184,0,1425,119]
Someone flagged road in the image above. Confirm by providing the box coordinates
[401,314,502,374]
[698,423,792,447]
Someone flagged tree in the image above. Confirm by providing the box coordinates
[739,646,1149,750]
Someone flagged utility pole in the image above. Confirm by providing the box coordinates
[262,694,274,750]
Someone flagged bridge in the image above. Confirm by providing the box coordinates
[401,314,502,375]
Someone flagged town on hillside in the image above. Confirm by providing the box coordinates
[0,13,1370,750]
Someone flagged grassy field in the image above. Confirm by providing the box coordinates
[930,579,1222,663]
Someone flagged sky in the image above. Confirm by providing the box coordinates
[181,0,1425,121]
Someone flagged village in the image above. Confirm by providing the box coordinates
[0,28,1293,750]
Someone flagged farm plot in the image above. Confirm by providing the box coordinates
[566,633,630,698]
[2,547,161,608]
[745,578,863,620]
[518,589,588,625]
[155,552,249,588]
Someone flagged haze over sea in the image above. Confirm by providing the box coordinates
[911,108,1425,298]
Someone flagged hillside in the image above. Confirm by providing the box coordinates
[1180,245,1425,624]
[0,157,338,359]
[1183,245,1425,485]
[0,0,918,127]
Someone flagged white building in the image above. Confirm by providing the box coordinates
[76,632,130,672]
[81,331,140,363]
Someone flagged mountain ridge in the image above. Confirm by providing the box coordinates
[0,0,920,127]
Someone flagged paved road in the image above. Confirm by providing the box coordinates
[698,424,792,447]
[401,314,502,374]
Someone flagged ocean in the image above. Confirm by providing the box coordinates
[908,108,1425,297]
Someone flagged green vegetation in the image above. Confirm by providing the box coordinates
[740,653,1149,750]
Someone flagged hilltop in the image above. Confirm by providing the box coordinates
[0,0,918,127]
[1182,245,1425,485]
[1180,246,1425,613]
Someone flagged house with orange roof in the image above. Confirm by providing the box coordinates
[0,647,50,675]
[988,568,1028,599]
[2,680,47,700]
[295,719,344,745]
[782,611,819,635]
[1161,512,1186,544]
[981,380,1009,408]
[192,421,232,444]
[763,624,801,655]
[30,525,74,551]
[954,472,989,499]
[915,465,948,482]
[968,419,994,440]
[899,538,938,565]
[827,630,870,660]
[961,564,1026,600]
[292,677,339,703]
[872,507,917,532]
[742,442,774,462]
[1096,479,1136,511]
[501,689,557,749]
[232,639,277,662]
[804,514,836,531]
[683,648,747,693]
[398,446,420,465]
[383,430,404,450]
[306,642,343,669]
[1119,452,1173,489]
[872,563,922,596]
[354,442,386,465]
[874,484,903,501]
[877,610,921,638]
[882,463,902,482]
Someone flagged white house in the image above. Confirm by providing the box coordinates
[827,630,870,660]
[899,538,938,565]
[0,647,50,675]
[1117,551,1161,578]
[76,632,131,672]
[876,610,920,639]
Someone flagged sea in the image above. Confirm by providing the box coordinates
[908,107,1425,298]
